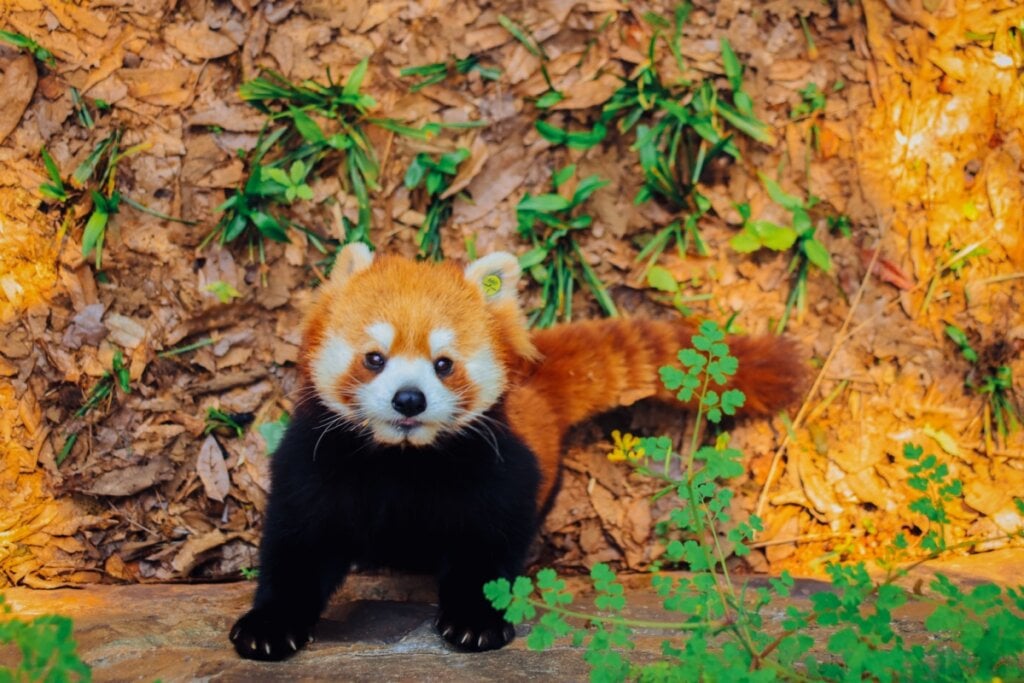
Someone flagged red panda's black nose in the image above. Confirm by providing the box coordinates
[392,388,427,417]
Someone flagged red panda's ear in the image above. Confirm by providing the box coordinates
[464,252,520,303]
[330,243,374,286]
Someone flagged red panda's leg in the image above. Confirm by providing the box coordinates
[434,437,540,651]
[435,545,523,652]
[230,517,350,661]
[230,413,352,661]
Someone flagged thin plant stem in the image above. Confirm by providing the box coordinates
[527,598,722,631]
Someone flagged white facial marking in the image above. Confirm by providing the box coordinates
[464,346,505,412]
[366,322,395,353]
[312,338,355,416]
[429,328,455,358]
[356,356,459,446]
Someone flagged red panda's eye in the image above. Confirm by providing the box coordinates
[364,352,386,371]
[434,357,453,378]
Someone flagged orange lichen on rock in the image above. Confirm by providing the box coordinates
[857,1,1024,265]
[0,187,58,324]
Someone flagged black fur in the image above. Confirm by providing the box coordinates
[229,399,541,660]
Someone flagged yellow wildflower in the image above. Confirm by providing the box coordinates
[607,430,645,463]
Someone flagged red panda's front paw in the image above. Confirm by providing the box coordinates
[435,609,516,652]
[230,608,313,661]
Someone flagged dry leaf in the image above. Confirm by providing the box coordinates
[72,459,171,497]
[0,55,38,144]
[453,147,530,223]
[767,59,813,81]
[164,22,240,61]
[440,136,489,200]
[188,102,266,132]
[553,73,621,110]
[196,435,230,503]
[763,506,801,564]
[170,529,236,574]
[43,0,108,37]
[62,304,107,349]
[105,313,147,350]
[119,67,193,106]
[794,448,845,520]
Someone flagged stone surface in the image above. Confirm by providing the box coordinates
[3,550,1023,681]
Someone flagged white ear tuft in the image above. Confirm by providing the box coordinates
[330,243,374,286]
[464,252,521,302]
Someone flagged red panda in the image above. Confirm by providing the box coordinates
[230,244,805,660]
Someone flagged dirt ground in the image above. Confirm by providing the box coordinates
[0,0,1022,588]
[6,549,1021,680]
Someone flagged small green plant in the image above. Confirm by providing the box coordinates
[263,159,315,203]
[486,324,1024,681]
[258,412,290,456]
[903,443,963,553]
[728,200,799,254]
[40,131,194,272]
[826,212,852,238]
[0,593,93,683]
[730,175,832,333]
[790,82,826,121]
[498,14,562,108]
[0,594,91,682]
[240,567,260,581]
[644,266,712,317]
[790,81,826,154]
[0,29,55,66]
[945,326,1022,442]
[400,55,500,91]
[39,147,68,203]
[945,324,978,363]
[204,280,242,304]
[516,165,616,327]
[74,349,131,419]
[70,87,108,130]
[403,148,469,261]
[974,364,1021,440]
[156,337,215,359]
[214,61,476,266]
[204,408,251,439]
[57,350,132,467]
[536,13,774,270]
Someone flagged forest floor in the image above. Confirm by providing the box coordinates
[0,0,1022,588]
[5,549,1022,681]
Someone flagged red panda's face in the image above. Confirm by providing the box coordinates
[300,245,537,447]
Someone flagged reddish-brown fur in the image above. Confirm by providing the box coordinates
[506,318,805,505]
[298,252,805,511]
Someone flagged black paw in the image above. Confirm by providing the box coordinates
[229,608,314,661]
[435,609,515,652]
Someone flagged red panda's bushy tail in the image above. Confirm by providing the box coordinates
[523,318,806,434]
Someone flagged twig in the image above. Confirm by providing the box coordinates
[755,239,883,518]
[747,529,863,550]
